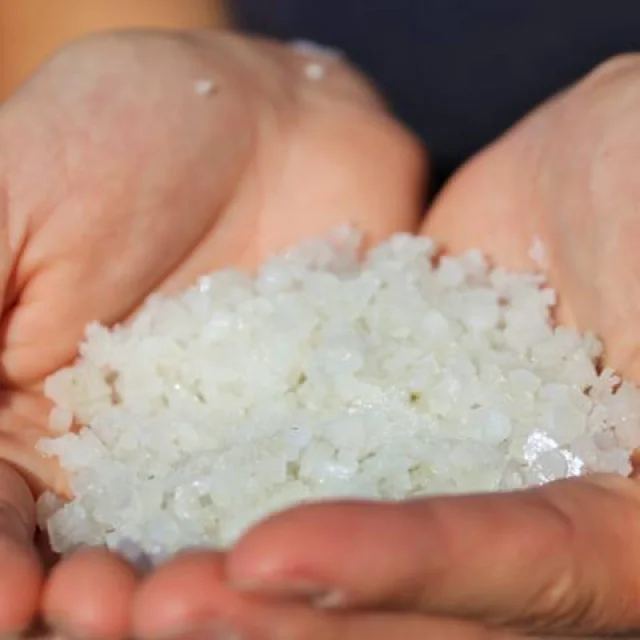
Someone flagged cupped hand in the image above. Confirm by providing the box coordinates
[0,29,425,637]
[424,53,640,380]
[216,55,640,638]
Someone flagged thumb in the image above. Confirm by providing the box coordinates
[227,475,640,636]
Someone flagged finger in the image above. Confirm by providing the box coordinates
[201,594,516,640]
[42,547,138,640]
[136,550,513,640]
[228,474,640,636]
[133,550,234,638]
[229,492,573,619]
[0,461,43,634]
[247,607,513,640]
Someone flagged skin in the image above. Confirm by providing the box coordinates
[0,29,424,637]
[3,27,640,640]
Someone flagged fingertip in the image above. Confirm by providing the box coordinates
[43,547,137,640]
[133,550,231,638]
[228,504,327,585]
[228,501,390,588]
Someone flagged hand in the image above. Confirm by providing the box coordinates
[222,475,639,638]
[0,29,425,637]
[424,53,640,381]
[208,55,640,638]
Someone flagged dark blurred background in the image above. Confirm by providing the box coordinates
[5,1,640,187]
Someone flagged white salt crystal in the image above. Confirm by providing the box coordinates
[479,410,512,444]
[508,369,542,395]
[527,448,568,484]
[596,449,633,475]
[49,407,73,433]
[529,236,547,268]
[193,78,217,96]
[35,229,640,556]
[541,400,587,445]
[536,448,568,481]
[305,62,326,81]
[460,250,488,278]
[436,257,465,288]
[523,431,559,464]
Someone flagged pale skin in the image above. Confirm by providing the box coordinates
[2,27,640,640]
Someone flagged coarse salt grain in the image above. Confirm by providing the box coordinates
[193,78,217,96]
[49,407,73,433]
[529,236,547,268]
[305,62,326,81]
[36,228,640,559]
